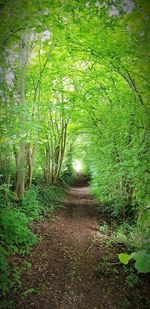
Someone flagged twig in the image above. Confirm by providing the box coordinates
[43,262,48,270]
[101,302,112,309]
[86,243,94,252]
[123,288,133,300]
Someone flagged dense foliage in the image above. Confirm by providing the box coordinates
[0,0,150,300]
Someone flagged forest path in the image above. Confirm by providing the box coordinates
[12,176,145,309]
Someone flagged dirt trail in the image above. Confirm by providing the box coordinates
[11,176,150,309]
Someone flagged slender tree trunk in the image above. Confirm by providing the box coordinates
[56,123,68,181]
[15,33,26,200]
[26,144,36,189]
[15,142,26,199]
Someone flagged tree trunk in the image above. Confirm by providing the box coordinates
[15,141,26,200]
[15,32,26,200]
[26,144,36,189]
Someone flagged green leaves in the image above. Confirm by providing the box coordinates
[131,251,150,273]
[118,253,131,265]
[119,250,150,273]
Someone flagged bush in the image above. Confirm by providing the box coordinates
[0,206,37,296]
[0,207,37,248]
[0,183,65,299]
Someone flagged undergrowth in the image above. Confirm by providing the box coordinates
[0,184,64,305]
[60,171,76,187]
[109,221,150,251]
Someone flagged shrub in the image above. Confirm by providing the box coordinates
[0,184,65,299]
[0,207,36,248]
[0,206,37,296]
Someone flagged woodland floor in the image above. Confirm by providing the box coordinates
[8,176,150,309]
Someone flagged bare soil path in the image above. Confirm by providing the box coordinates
[11,176,150,309]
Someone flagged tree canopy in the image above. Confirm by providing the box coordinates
[1,0,149,204]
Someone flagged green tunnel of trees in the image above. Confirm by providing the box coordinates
[0,0,150,296]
